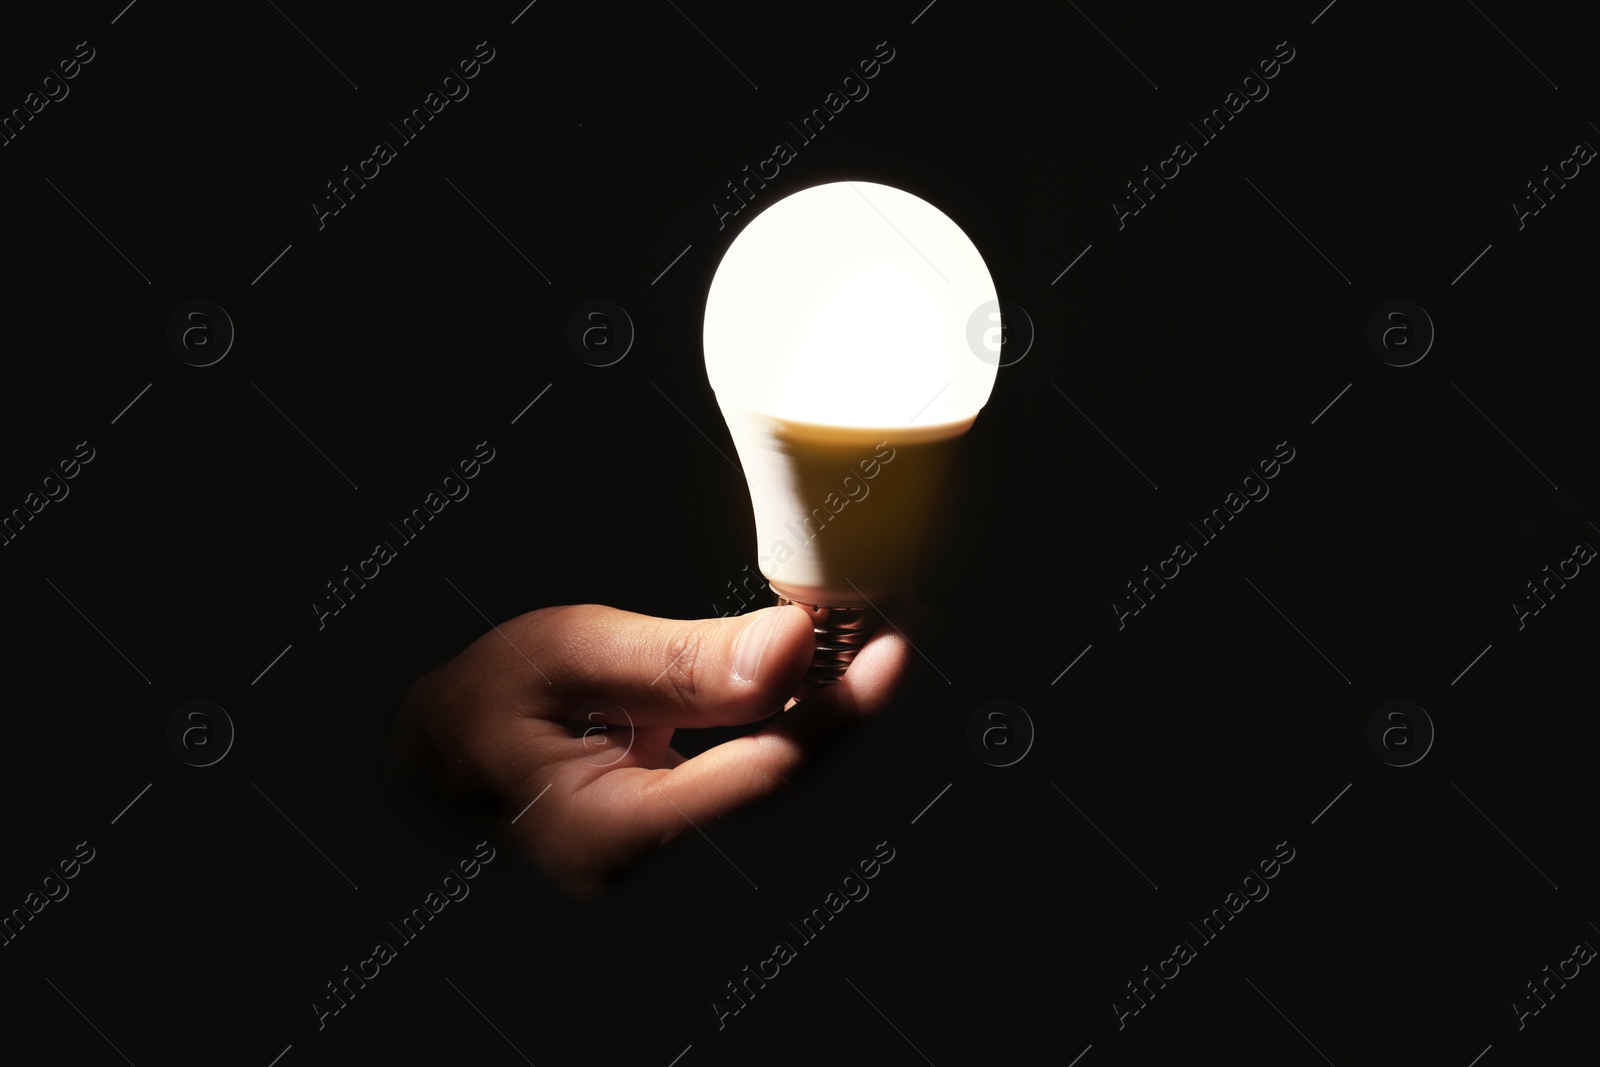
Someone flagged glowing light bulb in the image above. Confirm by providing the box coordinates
[704,181,1000,690]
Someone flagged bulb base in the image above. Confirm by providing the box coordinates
[773,596,885,697]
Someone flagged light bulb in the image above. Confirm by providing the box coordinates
[704,180,1000,691]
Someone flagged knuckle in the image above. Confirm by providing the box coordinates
[657,626,704,700]
[517,604,601,690]
[748,734,795,792]
[520,603,583,647]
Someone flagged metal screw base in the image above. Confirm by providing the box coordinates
[773,596,885,698]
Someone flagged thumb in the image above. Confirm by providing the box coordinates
[529,603,816,726]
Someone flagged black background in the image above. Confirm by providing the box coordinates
[2,1,1596,1064]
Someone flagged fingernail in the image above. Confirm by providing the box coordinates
[733,609,781,682]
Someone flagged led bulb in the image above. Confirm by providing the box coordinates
[704,181,999,691]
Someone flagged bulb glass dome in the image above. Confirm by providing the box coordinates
[703,181,1001,617]
[704,181,998,430]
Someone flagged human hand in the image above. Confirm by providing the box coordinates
[386,594,921,895]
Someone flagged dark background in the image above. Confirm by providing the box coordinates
[2,1,1596,1063]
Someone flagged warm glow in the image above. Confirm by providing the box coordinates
[704,181,998,429]
[704,181,1001,606]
